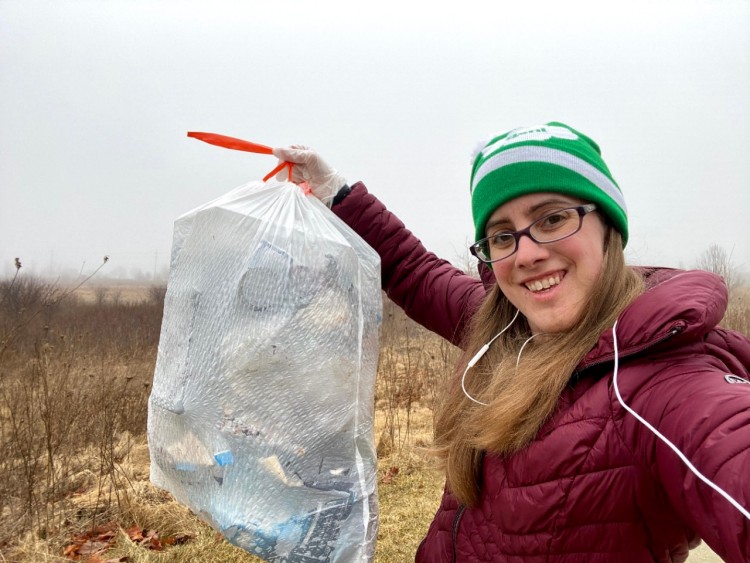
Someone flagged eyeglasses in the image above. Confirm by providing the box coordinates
[470,204,598,264]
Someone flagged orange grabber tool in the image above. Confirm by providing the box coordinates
[187,132,295,183]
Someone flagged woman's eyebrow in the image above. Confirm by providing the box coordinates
[527,198,576,213]
[485,217,512,232]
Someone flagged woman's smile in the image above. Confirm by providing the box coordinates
[521,270,564,293]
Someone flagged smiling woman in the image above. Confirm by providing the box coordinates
[274,122,750,562]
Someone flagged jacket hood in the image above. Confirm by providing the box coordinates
[579,268,728,370]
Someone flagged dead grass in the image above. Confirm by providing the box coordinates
[5,407,443,562]
[723,286,750,337]
[72,284,158,306]
[0,275,735,562]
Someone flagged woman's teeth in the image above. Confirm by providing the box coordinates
[525,275,562,292]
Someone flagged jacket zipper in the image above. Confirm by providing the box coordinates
[452,504,466,563]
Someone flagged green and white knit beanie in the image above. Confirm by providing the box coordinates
[470,122,628,245]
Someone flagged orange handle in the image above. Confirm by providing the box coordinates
[187,132,273,155]
[188,131,298,184]
[263,161,294,182]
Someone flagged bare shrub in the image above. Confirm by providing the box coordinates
[94,286,109,306]
[110,287,123,306]
[0,263,159,549]
[148,285,167,307]
[722,288,750,337]
[0,276,62,358]
[693,245,748,337]
[696,244,741,294]
[377,299,459,454]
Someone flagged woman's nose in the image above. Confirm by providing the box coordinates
[513,233,549,267]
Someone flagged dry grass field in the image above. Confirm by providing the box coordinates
[1,273,743,562]
[72,284,164,306]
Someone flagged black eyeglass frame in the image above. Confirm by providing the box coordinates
[469,203,598,264]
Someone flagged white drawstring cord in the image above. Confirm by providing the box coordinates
[461,310,519,406]
[611,319,750,521]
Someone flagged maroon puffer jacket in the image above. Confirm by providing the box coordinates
[334,183,750,562]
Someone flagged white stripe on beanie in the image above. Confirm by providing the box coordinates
[471,146,627,214]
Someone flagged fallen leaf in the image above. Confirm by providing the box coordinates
[162,533,190,547]
[381,466,400,485]
[78,540,110,555]
[169,532,193,545]
[87,556,130,563]
[62,522,121,560]
[125,526,145,543]
[95,530,117,542]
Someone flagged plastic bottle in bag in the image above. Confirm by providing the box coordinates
[147,180,382,562]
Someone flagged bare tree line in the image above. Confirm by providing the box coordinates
[695,244,744,294]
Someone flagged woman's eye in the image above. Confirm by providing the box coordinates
[490,233,515,248]
[539,211,570,230]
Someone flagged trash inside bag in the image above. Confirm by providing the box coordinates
[147,180,382,562]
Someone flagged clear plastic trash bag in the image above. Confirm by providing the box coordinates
[147,180,382,562]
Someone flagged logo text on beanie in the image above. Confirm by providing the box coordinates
[481,125,579,158]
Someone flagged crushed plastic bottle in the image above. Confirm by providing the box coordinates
[148,180,382,562]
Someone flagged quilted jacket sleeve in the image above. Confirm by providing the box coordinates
[619,332,750,562]
[333,182,487,347]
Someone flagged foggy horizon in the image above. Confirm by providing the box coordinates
[2,1,749,285]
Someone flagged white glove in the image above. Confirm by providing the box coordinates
[272,145,347,206]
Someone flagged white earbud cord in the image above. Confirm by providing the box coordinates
[612,319,750,521]
[461,310,519,406]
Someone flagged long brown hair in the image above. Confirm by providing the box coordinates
[432,228,643,506]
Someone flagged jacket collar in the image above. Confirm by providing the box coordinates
[577,268,728,371]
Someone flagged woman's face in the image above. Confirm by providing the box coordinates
[487,192,607,334]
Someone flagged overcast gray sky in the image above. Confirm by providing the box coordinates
[1,0,749,281]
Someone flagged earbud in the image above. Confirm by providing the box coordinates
[461,309,520,406]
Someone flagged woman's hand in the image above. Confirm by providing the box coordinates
[272,145,347,206]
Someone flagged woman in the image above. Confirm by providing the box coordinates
[274,122,750,562]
